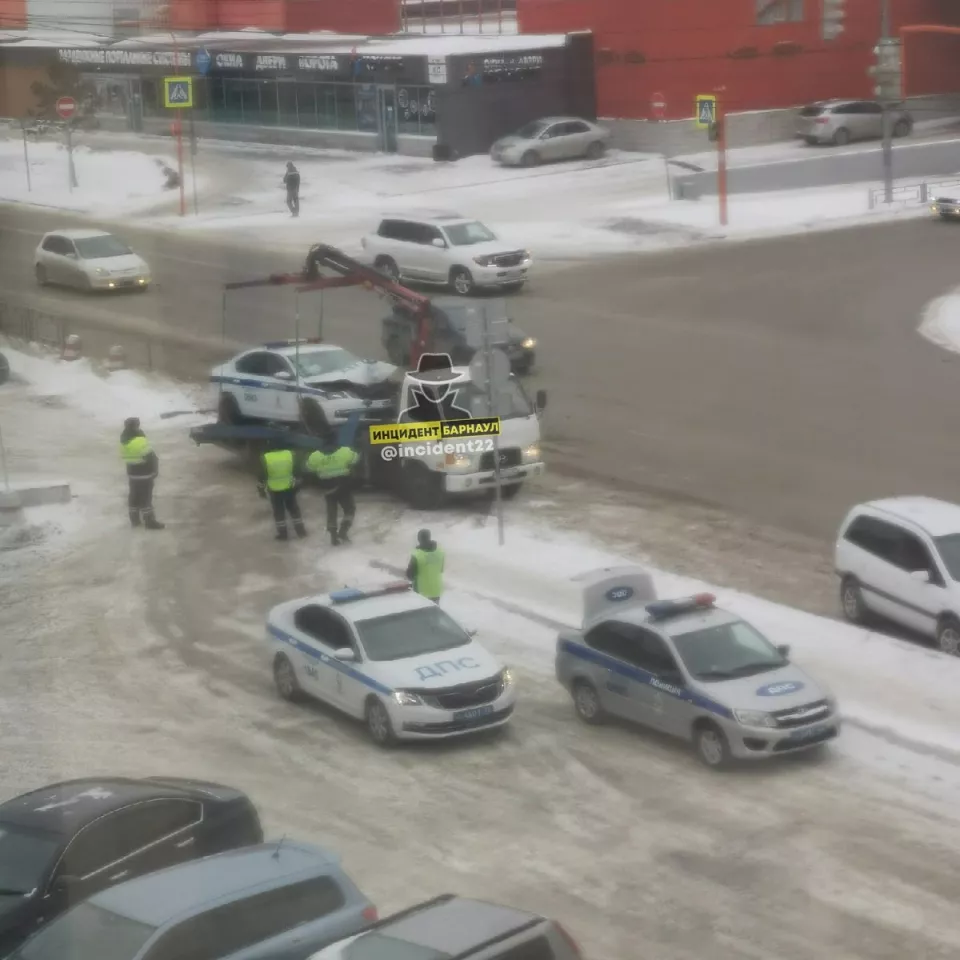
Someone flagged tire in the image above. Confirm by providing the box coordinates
[803,136,818,146]
[217,392,243,425]
[936,618,960,656]
[512,358,533,376]
[273,654,302,702]
[521,150,540,167]
[585,140,605,160]
[35,264,47,286]
[400,462,445,510]
[375,257,400,283]
[694,721,731,769]
[365,697,397,747]
[300,397,332,436]
[839,576,867,624]
[450,267,475,297]
[500,482,523,500]
[831,128,850,146]
[572,680,605,724]
[893,118,912,138]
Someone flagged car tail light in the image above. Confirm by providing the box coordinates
[556,923,581,957]
[362,906,379,922]
[814,117,829,124]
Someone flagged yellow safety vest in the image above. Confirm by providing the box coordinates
[306,447,359,480]
[120,435,152,465]
[412,547,444,598]
[263,450,295,491]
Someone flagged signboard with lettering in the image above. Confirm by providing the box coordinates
[427,57,447,84]
[299,55,338,72]
[58,48,183,67]
[481,53,544,80]
[255,54,287,71]
[214,52,245,70]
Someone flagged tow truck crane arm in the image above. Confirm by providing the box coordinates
[224,243,434,367]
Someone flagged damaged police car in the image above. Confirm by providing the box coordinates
[267,582,515,745]
[555,568,840,768]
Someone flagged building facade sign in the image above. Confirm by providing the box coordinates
[298,55,338,72]
[255,54,287,71]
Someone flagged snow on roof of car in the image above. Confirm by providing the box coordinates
[327,590,435,622]
[46,228,114,240]
[866,496,960,537]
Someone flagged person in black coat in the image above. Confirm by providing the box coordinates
[283,162,300,217]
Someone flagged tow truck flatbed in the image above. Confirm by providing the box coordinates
[189,411,363,452]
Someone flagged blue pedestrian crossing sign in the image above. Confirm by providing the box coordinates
[195,48,211,75]
[163,76,193,109]
[694,94,717,129]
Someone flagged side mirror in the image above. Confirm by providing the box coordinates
[431,238,446,248]
[776,644,790,659]
[333,647,357,662]
[535,389,547,411]
[273,370,293,381]
[910,569,931,583]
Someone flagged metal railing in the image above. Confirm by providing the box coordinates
[868,177,960,208]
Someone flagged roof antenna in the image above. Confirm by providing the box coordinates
[272,835,287,860]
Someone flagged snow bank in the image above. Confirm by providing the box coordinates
[0,138,172,214]
[918,289,960,356]
[2,343,203,428]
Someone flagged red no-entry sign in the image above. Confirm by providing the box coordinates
[55,96,77,120]
[651,92,666,120]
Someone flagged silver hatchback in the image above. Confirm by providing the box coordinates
[797,99,912,146]
[555,568,841,768]
[490,116,610,167]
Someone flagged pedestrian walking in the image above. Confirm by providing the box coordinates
[283,161,301,217]
[306,441,360,546]
[407,529,444,603]
[258,442,307,541]
[120,417,164,529]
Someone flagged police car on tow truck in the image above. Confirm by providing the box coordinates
[210,340,397,427]
[555,568,840,768]
[267,582,516,745]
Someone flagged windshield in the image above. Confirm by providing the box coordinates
[16,903,157,960]
[458,378,534,419]
[345,933,450,960]
[670,619,787,682]
[934,535,960,580]
[354,606,471,662]
[291,347,363,378]
[516,120,547,138]
[74,235,132,259]
[442,222,497,246]
[0,825,60,893]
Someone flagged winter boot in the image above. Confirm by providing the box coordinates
[329,529,341,546]
[338,521,352,543]
[143,512,165,530]
[294,521,308,539]
[129,510,142,527]
[275,527,289,541]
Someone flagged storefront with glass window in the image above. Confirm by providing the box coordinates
[0,35,594,157]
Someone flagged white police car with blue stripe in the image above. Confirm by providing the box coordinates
[268,581,515,745]
[555,567,840,768]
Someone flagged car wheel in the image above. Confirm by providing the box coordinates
[585,141,605,160]
[512,358,533,375]
[500,482,523,500]
[936,618,960,656]
[840,576,867,624]
[401,462,445,510]
[450,267,475,297]
[35,264,48,286]
[366,698,396,746]
[893,118,912,137]
[375,257,400,283]
[803,137,818,146]
[273,654,302,702]
[694,721,731,769]
[572,680,605,724]
[521,150,541,167]
[831,128,850,146]
[217,392,243,425]
[300,397,332,436]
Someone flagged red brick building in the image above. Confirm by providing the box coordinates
[516,0,960,119]
[162,0,400,33]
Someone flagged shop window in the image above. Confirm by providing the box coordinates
[258,80,280,126]
[221,78,244,123]
[352,86,375,132]
[277,80,298,127]
[206,78,226,122]
[140,79,160,116]
[397,86,436,136]
[756,0,803,23]
[317,85,338,129]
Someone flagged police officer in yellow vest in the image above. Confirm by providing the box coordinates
[257,442,307,541]
[406,529,444,603]
[120,417,164,529]
[305,443,360,546]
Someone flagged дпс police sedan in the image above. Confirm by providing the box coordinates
[267,581,516,745]
[555,568,840,768]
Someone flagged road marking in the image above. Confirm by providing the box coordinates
[728,137,960,172]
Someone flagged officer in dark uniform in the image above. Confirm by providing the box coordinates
[258,441,307,541]
[120,417,164,529]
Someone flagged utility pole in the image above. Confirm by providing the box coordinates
[868,0,901,204]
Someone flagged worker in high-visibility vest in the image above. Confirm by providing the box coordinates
[406,529,444,603]
[120,417,164,530]
[257,442,307,541]
[305,443,360,546]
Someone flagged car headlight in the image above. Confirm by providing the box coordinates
[444,453,476,471]
[473,255,496,267]
[392,690,424,707]
[521,337,536,349]
[520,249,531,261]
[95,267,109,276]
[500,667,514,687]
[733,709,777,728]
[522,444,540,462]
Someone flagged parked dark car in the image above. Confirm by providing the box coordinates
[0,776,263,954]
[382,298,536,374]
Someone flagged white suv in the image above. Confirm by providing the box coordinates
[834,496,960,654]
[361,214,531,296]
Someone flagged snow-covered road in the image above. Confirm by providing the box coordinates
[3,343,960,960]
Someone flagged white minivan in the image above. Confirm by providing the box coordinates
[834,496,960,654]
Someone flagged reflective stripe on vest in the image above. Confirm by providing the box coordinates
[121,436,152,465]
[263,450,295,491]
[412,547,444,598]
[308,447,358,480]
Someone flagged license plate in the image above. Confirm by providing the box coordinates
[788,724,829,742]
[454,705,495,722]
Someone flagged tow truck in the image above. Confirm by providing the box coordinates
[189,244,547,508]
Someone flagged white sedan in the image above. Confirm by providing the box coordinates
[34,229,151,292]
[268,581,516,745]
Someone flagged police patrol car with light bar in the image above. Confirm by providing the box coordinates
[555,567,840,768]
[267,581,516,745]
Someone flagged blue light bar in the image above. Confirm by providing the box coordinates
[329,582,411,605]
[645,593,716,620]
